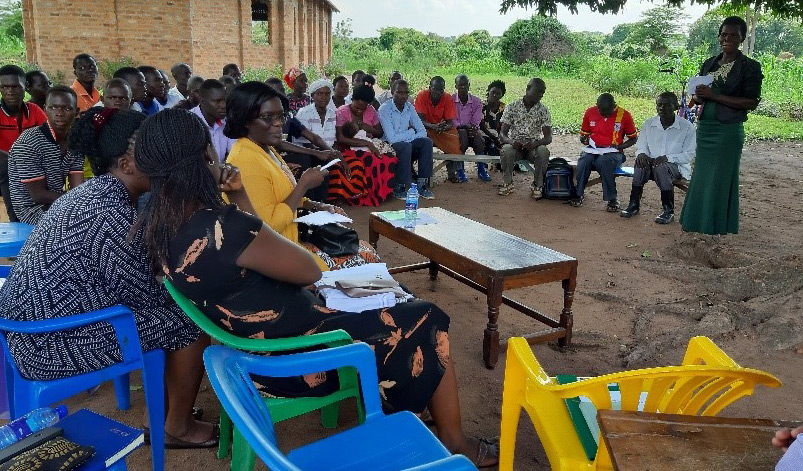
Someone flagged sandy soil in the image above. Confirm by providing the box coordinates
[22,136,803,470]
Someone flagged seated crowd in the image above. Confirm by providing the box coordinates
[0,21,765,465]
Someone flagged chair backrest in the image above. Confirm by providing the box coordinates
[163,278,253,348]
[204,343,385,471]
[506,336,782,470]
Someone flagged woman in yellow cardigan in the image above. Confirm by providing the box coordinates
[224,81,379,271]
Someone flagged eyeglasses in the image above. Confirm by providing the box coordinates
[257,112,287,125]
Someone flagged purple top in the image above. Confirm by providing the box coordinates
[190,106,235,163]
[452,93,483,128]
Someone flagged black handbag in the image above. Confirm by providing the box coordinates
[307,223,360,257]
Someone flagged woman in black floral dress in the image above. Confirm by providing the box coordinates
[134,106,498,467]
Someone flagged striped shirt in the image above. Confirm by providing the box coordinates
[8,123,84,225]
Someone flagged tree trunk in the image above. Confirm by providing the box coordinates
[745,7,758,56]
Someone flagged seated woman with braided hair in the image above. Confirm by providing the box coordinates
[135,107,499,468]
[0,106,217,449]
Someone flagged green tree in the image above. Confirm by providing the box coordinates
[0,1,22,40]
[605,23,636,45]
[688,7,803,56]
[499,15,575,64]
[499,0,803,19]
[623,6,688,55]
[333,18,353,43]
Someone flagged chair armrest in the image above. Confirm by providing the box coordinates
[0,305,143,365]
[242,342,384,419]
[227,329,353,352]
[405,455,478,470]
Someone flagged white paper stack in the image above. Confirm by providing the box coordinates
[315,263,412,312]
[293,211,353,226]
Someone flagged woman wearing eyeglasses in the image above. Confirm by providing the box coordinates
[224,81,379,271]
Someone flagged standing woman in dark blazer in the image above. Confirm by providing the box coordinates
[681,16,763,235]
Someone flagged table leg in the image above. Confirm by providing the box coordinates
[368,224,379,250]
[559,266,577,348]
[484,277,503,369]
[428,261,439,280]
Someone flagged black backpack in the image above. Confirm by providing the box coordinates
[542,158,574,200]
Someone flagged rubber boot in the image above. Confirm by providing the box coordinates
[620,186,643,218]
[655,190,675,224]
[477,163,491,182]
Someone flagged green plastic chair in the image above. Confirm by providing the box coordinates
[164,279,365,471]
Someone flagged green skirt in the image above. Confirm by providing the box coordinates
[680,104,744,235]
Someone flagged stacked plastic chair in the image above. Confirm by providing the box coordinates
[499,336,782,470]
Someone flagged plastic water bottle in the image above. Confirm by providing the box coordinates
[0,405,68,449]
[404,183,419,229]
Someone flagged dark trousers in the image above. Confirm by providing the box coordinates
[283,151,330,203]
[392,137,434,187]
[575,151,625,201]
[632,161,681,191]
[0,152,17,222]
[456,128,486,175]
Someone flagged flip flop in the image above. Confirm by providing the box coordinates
[143,424,220,449]
[472,436,499,469]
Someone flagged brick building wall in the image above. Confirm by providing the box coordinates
[22,0,337,82]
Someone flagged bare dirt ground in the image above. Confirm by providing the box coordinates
[28,136,803,470]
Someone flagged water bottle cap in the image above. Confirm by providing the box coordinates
[410,183,417,189]
[55,405,68,419]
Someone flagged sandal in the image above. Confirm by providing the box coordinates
[568,197,584,207]
[143,423,220,449]
[471,436,499,469]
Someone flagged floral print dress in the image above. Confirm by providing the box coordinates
[166,205,451,413]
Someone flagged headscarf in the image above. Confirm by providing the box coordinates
[283,67,304,90]
[307,79,333,96]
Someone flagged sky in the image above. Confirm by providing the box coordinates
[332,0,712,37]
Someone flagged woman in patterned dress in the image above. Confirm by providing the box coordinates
[135,108,498,468]
[0,107,217,448]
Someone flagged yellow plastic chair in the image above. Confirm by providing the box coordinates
[499,336,782,471]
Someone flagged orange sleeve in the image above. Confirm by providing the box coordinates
[443,93,456,120]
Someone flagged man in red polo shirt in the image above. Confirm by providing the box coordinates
[570,93,638,211]
[415,76,464,183]
[0,65,47,221]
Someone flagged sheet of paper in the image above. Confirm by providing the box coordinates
[293,211,352,226]
[388,212,438,228]
[320,158,341,171]
[582,146,620,155]
[687,74,713,96]
[376,210,406,221]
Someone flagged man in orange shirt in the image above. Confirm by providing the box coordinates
[415,76,464,182]
[70,53,100,114]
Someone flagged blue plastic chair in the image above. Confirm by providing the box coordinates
[0,304,165,471]
[204,343,478,471]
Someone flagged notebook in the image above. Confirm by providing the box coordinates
[59,409,144,469]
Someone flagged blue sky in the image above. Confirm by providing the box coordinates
[332,0,712,37]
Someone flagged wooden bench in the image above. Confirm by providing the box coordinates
[517,159,689,193]
[431,153,500,185]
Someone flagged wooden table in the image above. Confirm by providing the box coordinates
[368,207,577,368]
[597,409,794,470]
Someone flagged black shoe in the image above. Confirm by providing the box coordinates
[620,186,642,218]
[620,202,640,218]
[655,189,674,224]
[655,208,674,224]
[606,199,621,212]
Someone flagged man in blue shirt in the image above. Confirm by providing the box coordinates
[378,79,434,200]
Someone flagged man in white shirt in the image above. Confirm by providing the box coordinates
[190,79,234,163]
[169,63,192,100]
[621,92,695,224]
